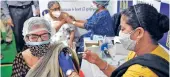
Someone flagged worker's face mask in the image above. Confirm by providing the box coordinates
[26,40,50,57]
[119,30,136,51]
[52,11,61,18]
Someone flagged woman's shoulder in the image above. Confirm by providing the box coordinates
[61,12,69,18]
[14,52,23,60]
[14,49,30,62]
[123,64,158,77]
[12,50,30,77]
[22,49,33,60]
[126,51,136,61]
[96,10,110,16]
[44,13,53,21]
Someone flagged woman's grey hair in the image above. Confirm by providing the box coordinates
[22,17,52,37]
[48,1,60,9]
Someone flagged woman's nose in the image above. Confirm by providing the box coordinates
[37,37,43,42]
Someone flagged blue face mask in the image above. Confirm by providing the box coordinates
[26,40,51,46]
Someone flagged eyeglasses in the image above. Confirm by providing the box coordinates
[26,33,51,42]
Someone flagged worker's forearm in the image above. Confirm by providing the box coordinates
[73,21,85,29]
[95,58,116,77]
[76,20,86,23]
[102,64,115,76]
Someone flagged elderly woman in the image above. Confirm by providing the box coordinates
[11,17,80,77]
[66,0,115,52]
[60,4,169,77]
[44,1,76,49]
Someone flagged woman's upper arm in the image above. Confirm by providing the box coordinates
[69,25,75,32]
[122,64,158,77]
[11,53,23,77]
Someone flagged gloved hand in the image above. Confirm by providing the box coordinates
[58,52,74,75]
[100,43,108,51]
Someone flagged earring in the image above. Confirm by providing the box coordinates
[136,38,140,44]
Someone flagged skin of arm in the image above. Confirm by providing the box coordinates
[67,52,116,77]
[72,21,85,29]
[69,30,75,48]
[95,57,116,77]
[83,50,116,77]
[76,20,87,23]
[66,17,86,29]
[53,19,65,31]
[33,1,40,15]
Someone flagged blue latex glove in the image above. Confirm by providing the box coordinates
[100,43,108,51]
[58,52,74,75]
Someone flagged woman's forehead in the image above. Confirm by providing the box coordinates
[51,3,59,9]
[30,24,46,30]
[29,29,49,35]
[120,15,133,30]
[121,15,128,24]
[29,24,49,34]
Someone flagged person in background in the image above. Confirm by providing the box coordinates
[59,4,169,77]
[11,17,80,77]
[66,0,115,52]
[68,15,81,49]
[112,13,121,36]
[0,8,13,45]
[42,9,49,16]
[1,1,40,52]
[44,1,76,49]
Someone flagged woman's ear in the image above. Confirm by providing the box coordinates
[136,27,144,39]
[135,27,145,44]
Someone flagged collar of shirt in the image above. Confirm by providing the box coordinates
[151,46,169,62]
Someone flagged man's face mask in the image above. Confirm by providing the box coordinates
[119,30,136,51]
[26,40,50,57]
[52,11,61,18]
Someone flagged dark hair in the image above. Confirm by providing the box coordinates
[121,4,169,44]
[42,9,49,16]
[48,1,60,9]
[69,15,76,21]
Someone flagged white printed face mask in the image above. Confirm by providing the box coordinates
[52,11,61,18]
[119,30,136,51]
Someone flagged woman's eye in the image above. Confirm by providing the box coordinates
[120,28,124,31]
[41,34,50,39]
[42,34,49,37]
[30,36,38,40]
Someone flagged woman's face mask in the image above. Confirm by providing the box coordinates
[119,30,136,51]
[52,11,61,18]
[26,40,51,57]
